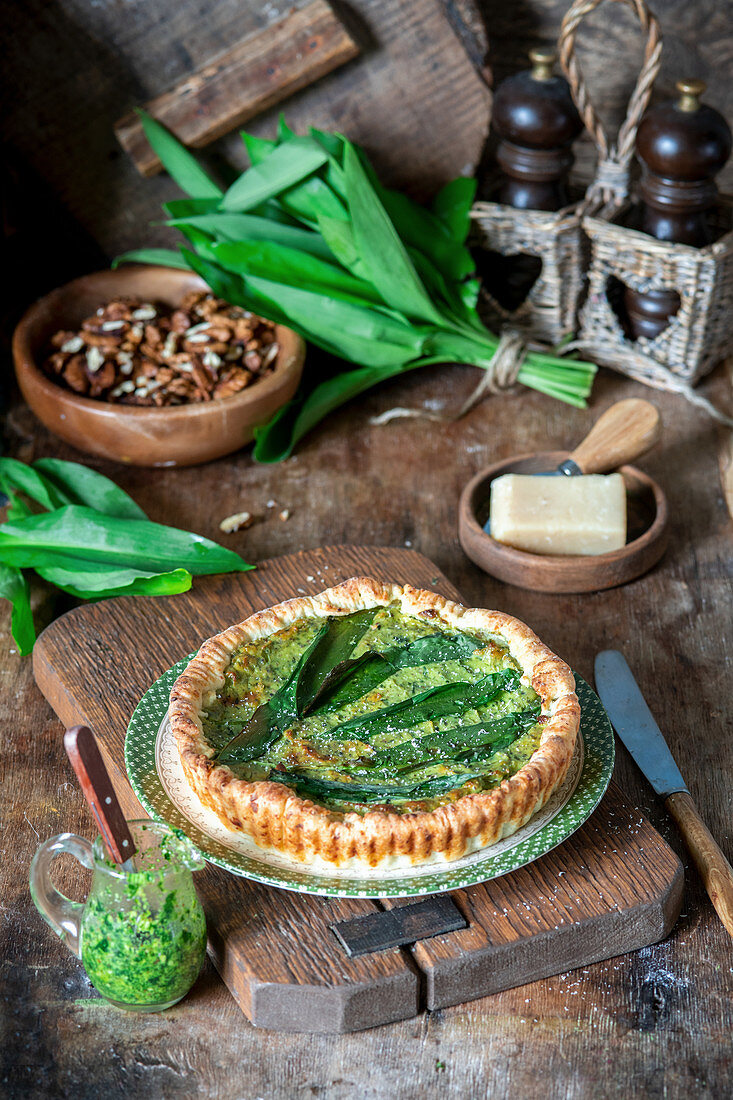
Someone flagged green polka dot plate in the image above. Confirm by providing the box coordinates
[125,660,614,897]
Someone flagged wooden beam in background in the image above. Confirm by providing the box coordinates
[114,0,359,177]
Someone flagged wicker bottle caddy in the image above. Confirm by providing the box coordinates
[559,0,733,396]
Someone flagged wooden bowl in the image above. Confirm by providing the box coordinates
[458,451,669,593]
[12,265,305,467]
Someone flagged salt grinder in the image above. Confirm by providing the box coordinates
[492,49,583,212]
[624,80,732,339]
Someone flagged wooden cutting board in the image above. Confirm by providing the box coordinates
[33,545,683,1033]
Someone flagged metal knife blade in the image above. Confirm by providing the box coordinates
[594,649,688,799]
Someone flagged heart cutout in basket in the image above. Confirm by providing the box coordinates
[606,275,681,342]
[475,250,543,313]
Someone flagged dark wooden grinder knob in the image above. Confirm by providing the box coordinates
[637,79,731,246]
[492,49,583,212]
[624,80,732,339]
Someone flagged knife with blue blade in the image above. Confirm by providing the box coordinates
[595,650,733,938]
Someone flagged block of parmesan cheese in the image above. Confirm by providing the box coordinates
[489,473,627,556]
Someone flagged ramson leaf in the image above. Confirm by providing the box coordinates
[221,139,329,212]
[0,564,36,655]
[329,669,520,742]
[306,630,483,714]
[0,506,252,576]
[137,111,223,199]
[33,459,147,520]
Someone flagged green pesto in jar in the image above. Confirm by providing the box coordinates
[80,828,206,1009]
[202,604,543,814]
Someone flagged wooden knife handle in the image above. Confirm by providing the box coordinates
[666,790,733,937]
[568,399,661,473]
[64,725,137,865]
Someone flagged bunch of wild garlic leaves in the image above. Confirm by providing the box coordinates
[119,114,597,462]
[0,458,252,654]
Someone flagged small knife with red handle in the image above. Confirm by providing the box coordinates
[64,724,137,870]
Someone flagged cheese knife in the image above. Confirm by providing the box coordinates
[483,398,660,534]
[595,649,733,938]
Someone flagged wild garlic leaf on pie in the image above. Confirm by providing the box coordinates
[217,622,330,763]
[294,609,378,716]
[328,668,520,743]
[218,611,380,763]
[305,630,483,715]
[269,765,509,806]
[366,704,541,771]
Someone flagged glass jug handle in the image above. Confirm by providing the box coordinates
[29,833,95,959]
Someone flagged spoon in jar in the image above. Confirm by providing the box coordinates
[64,725,138,871]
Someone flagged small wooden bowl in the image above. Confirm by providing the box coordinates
[459,451,669,593]
[12,265,305,467]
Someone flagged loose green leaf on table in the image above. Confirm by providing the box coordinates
[0,506,252,576]
[0,564,35,656]
[34,561,193,599]
[0,458,73,513]
[32,459,147,520]
[0,459,254,653]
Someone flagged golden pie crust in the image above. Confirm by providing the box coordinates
[169,577,580,868]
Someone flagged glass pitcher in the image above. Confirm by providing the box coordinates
[30,819,207,1012]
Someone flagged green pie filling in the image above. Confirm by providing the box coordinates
[202,604,543,814]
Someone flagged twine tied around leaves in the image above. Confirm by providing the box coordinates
[370,330,733,430]
[370,330,527,425]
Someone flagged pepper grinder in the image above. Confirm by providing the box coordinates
[624,80,732,339]
[492,49,583,212]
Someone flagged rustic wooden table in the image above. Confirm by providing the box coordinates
[2,363,731,1099]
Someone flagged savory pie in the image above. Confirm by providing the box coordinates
[170,577,579,868]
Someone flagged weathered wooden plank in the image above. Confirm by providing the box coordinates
[331,897,467,957]
[33,545,681,1032]
[383,783,683,1009]
[114,1,360,177]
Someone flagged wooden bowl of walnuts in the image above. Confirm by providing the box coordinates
[12,265,305,467]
